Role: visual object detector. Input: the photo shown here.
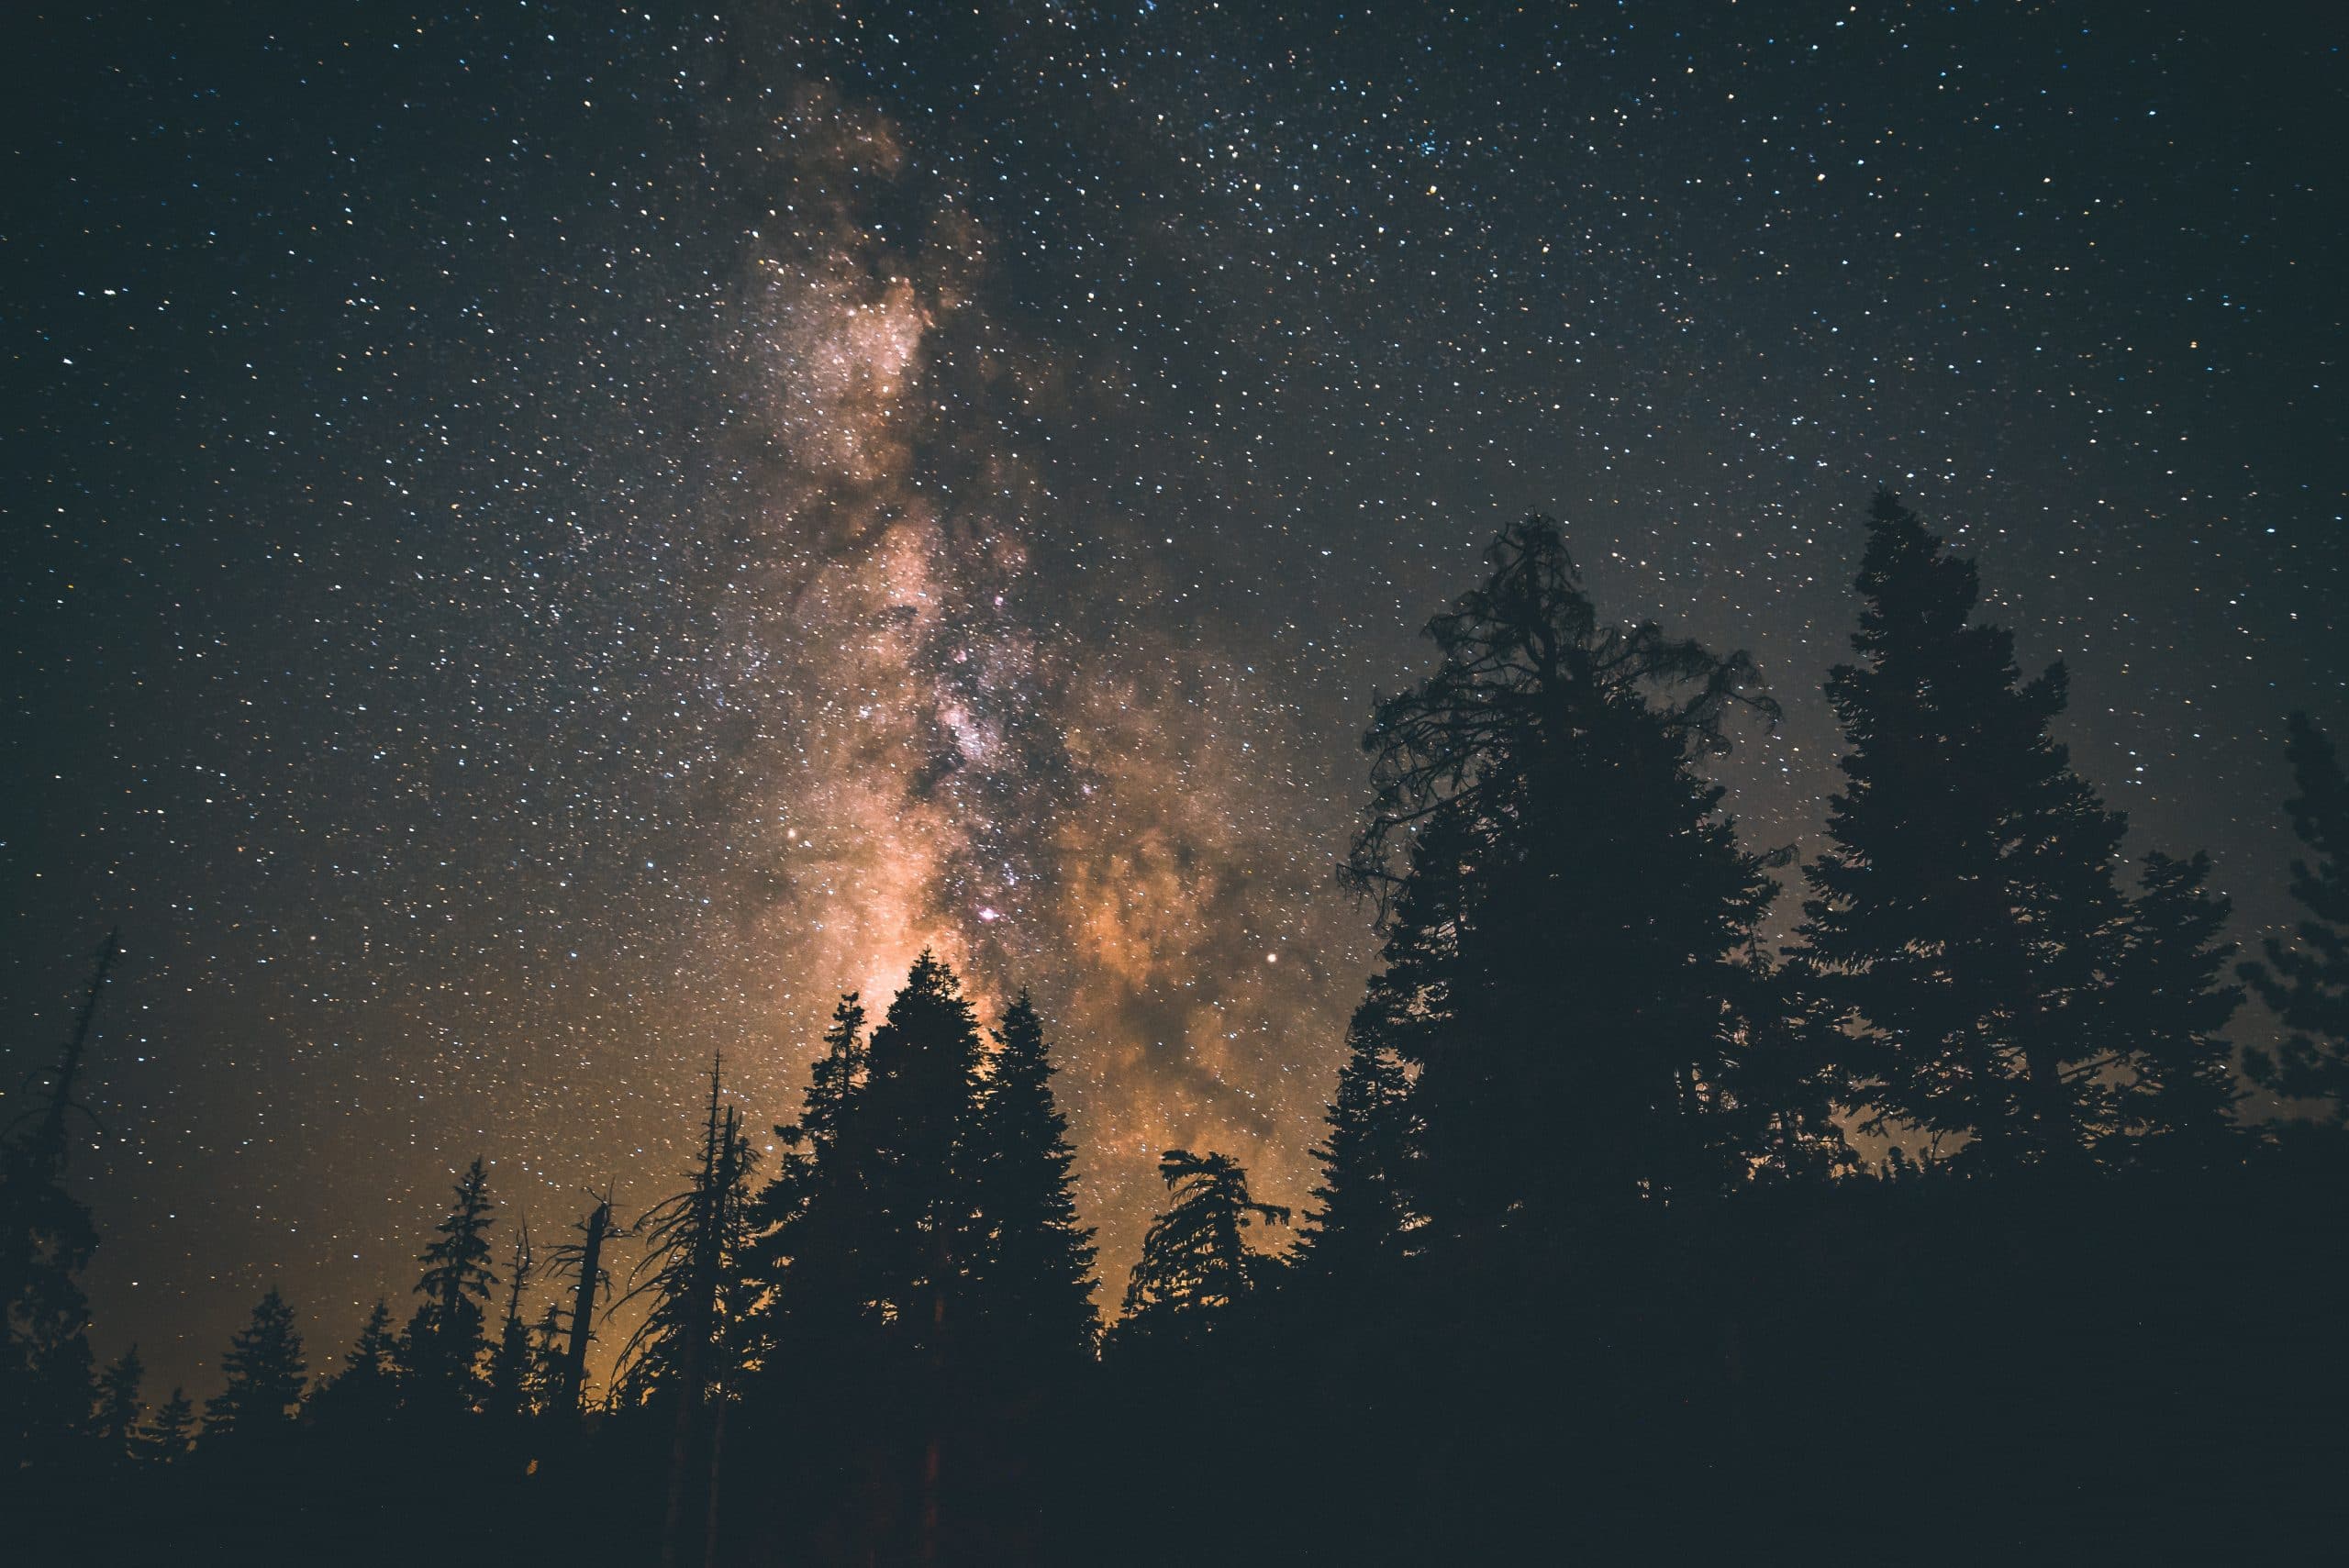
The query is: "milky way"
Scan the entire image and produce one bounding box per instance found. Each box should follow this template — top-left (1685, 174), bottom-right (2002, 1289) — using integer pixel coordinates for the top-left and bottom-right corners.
top-left (5, 4), bottom-right (2340, 1401)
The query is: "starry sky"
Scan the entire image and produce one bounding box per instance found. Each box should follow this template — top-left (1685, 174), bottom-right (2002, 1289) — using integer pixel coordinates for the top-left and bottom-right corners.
top-left (6, 2), bottom-right (2342, 1403)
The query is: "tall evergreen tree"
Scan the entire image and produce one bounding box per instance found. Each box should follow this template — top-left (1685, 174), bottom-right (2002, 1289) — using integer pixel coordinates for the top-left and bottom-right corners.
top-left (1296, 1011), bottom-right (1417, 1276)
top-left (745, 994), bottom-right (874, 1354)
top-left (90, 1343), bottom-right (144, 1455)
top-left (1344, 516), bottom-right (1779, 1229)
top-left (204, 1288), bottom-right (306, 1439)
top-left (139, 1386), bottom-right (195, 1462)
top-left (968, 991), bottom-right (1098, 1356)
top-left (313, 1297), bottom-right (401, 1429)
top-left (842, 954), bottom-right (990, 1351)
top-left (404, 1156), bottom-right (497, 1405)
top-left (2111, 851), bottom-right (2248, 1165)
top-left (2242, 712), bottom-right (2349, 1120)
top-left (1796, 490), bottom-right (2132, 1171)
top-left (1119, 1150), bottom-right (1289, 1337)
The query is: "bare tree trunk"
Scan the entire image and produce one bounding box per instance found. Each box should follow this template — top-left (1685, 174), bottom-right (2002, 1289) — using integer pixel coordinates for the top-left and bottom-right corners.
top-left (560, 1195), bottom-right (610, 1417)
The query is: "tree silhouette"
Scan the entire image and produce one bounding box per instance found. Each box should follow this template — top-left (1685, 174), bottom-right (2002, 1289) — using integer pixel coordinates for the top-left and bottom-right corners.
top-left (313, 1297), bottom-right (402, 1429)
top-left (1119, 1150), bottom-right (1289, 1335)
top-left (404, 1156), bottom-right (497, 1406)
top-left (615, 1064), bottom-right (759, 1410)
top-left (89, 1343), bottom-right (143, 1455)
top-left (544, 1190), bottom-right (618, 1418)
top-left (487, 1218), bottom-right (536, 1420)
top-left (1796, 490), bottom-right (2132, 1171)
top-left (139, 1386), bottom-right (195, 1462)
top-left (745, 994), bottom-right (874, 1355)
top-left (1345, 515), bottom-right (1779, 1229)
top-left (1295, 1010), bottom-right (1417, 1277)
top-left (2242, 712), bottom-right (2349, 1121)
top-left (969, 990), bottom-right (1098, 1356)
top-left (204, 1287), bottom-right (306, 1439)
top-left (2111, 851), bottom-right (2249, 1165)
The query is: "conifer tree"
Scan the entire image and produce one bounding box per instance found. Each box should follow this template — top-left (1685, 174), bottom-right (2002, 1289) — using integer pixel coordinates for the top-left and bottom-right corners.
top-left (1296, 1012), bottom-right (1417, 1276)
top-left (314, 1297), bottom-right (401, 1428)
top-left (2242, 713), bottom-right (2349, 1120)
top-left (1796, 491), bottom-right (2132, 1171)
top-left (1119, 1150), bottom-right (1289, 1336)
top-left (1344, 516), bottom-right (1779, 1229)
top-left (746, 995), bottom-right (873, 1351)
top-left (968, 991), bottom-right (1098, 1355)
top-left (2111, 852), bottom-right (2248, 1165)
top-left (852, 954), bottom-right (990, 1351)
top-left (205, 1288), bottom-right (306, 1439)
top-left (404, 1156), bottom-right (497, 1404)
top-left (139, 1386), bottom-right (195, 1462)
top-left (90, 1343), bottom-right (144, 1455)
top-left (615, 1067), bottom-right (759, 1409)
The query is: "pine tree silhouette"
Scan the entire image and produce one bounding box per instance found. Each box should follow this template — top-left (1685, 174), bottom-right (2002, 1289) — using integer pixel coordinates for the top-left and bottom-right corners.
top-left (404, 1156), bottom-right (497, 1407)
top-left (90, 1343), bottom-right (144, 1455)
top-left (1345, 516), bottom-right (1779, 1228)
top-left (314, 1297), bottom-right (402, 1429)
top-left (1119, 1150), bottom-right (1289, 1337)
top-left (746, 994), bottom-right (874, 1354)
top-left (1797, 490), bottom-right (2132, 1171)
top-left (139, 1386), bottom-right (195, 1462)
top-left (615, 1064), bottom-right (758, 1409)
top-left (2242, 713), bottom-right (2349, 1120)
top-left (204, 1287), bottom-right (306, 1439)
top-left (2111, 851), bottom-right (2249, 1165)
top-left (1296, 1010), bottom-right (1417, 1276)
top-left (968, 990), bottom-right (1098, 1356)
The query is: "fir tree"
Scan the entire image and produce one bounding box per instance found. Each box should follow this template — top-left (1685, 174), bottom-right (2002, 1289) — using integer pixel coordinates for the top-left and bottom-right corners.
top-left (1296, 1011), bottom-right (1417, 1276)
top-left (745, 994), bottom-right (873, 1355)
top-left (1344, 516), bottom-right (1779, 1229)
top-left (90, 1343), bottom-right (144, 1455)
top-left (1796, 490), bottom-right (2132, 1171)
top-left (850, 954), bottom-right (990, 1351)
top-left (404, 1156), bottom-right (497, 1404)
top-left (1119, 1150), bottom-right (1289, 1335)
top-left (139, 1386), bottom-right (195, 1462)
top-left (314, 1297), bottom-right (402, 1428)
top-left (2242, 712), bottom-right (2349, 1120)
top-left (2112, 851), bottom-right (2249, 1166)
top-left (204, 1287), bottom-right (306, 1439)
top-left (969, 990), bottom-right (1098, 1355)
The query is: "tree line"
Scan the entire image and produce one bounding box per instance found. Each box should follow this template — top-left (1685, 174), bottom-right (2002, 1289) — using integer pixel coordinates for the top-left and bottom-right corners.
top-left (5, 490), bottom-right (2345, 1562)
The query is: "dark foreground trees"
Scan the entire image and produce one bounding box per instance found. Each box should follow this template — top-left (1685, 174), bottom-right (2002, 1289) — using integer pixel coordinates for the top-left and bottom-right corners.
top-left (7, 493), bottom-right (2345, 1564)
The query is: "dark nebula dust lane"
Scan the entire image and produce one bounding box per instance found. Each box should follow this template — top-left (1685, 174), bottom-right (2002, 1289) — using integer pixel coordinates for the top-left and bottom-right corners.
top-left (4, 4), bottom-right (2341, 1401)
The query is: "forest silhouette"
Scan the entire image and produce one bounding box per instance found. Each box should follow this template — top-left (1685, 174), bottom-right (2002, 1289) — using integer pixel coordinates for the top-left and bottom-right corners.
top-left (5, 492), bottom-right (2345, 1562)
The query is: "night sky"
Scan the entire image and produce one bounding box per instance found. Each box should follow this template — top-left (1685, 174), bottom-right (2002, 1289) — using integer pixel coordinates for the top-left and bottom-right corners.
top-left (6, 3), bottom-right (2341, 1403)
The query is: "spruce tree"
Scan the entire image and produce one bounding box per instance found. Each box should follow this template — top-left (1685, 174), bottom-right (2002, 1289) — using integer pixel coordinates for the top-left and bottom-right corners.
top-left (1796, 490), bottom-right (2132, 1171)
top-left (140, 1386), bottom-right (195, 1462)
top-left (969, 991), bottom-right (1098, 1356)
top-left (1119, 1150), bottom-right (1289, 1337)
top-left (2242, 712), bottom-right (2349, 1119)
top-left (746, 994), bottom-right (873, 1352)
top-left (615, 1067), bottom-right (759, 1409)
top-left (852, 954), bottom-right (990, 1351)
top-left (90, 1344), bottom-right (144, 1454)
top-left (205, 1288), bottom-right (306, 1439)
top-left (1344, 516), bottom-right (1779, 1229)
top-left (404, 1156), bottom-right (497, 1404)
top-left (1296, 1011), bottom-right (1417, 1276)
top-left (314, 1297), bottom-right (401, 1428)
top-left (2111, 852), bottom-right (2248, 1166)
